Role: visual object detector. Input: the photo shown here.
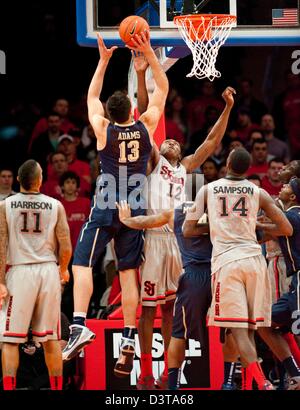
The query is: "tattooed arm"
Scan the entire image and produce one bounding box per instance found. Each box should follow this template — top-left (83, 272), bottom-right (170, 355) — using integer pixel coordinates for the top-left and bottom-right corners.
top-left (55, 202), bottom-right (72, 283)
top-left (0, 202), bottom-right (8, 308)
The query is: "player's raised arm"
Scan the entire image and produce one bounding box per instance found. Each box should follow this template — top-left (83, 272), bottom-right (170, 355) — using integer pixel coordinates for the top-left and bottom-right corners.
top-left (133, 52), bottom-right (149, 115)
top-left (117, 200), bottom-right (172, 229)
top-left (0, 202), bottom-right (8, 308)
top-left (87, 35), bottom-right (117, 143)
top-left (181, 87), bottom-right (236, 173)
top-left (258, 189), bottom-right (293, 237)
top-left (55, 202), bottom-right (72, 283)
top-left (129, 31), bottom-right (169, 139)
top-left (182, 185), bottom-right (207, 237)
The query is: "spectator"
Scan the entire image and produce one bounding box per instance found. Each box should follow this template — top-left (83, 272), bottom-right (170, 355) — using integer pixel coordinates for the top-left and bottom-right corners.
top-left (247, 138), bottom-right (269, 179)
top-left (48, 135), bottom-right (91, 197)
top-left (41, 152), bottom-right (68, 199)
top-left (247, 174), bottom-right (261, 187)
top-left (59, 171), bottom-right (91, 251)
top-left (0, 169), bottom-right (16, 200)
top-left (246, 129), bottom-right (264, 151)
top-left (187, 80), bottom-right (224, 135)
top-left (261, 158), bottom-right (284, 198)
top-left (237, 78), bottom-right (268, 124)
top-left (218, 162), bottom-right (227, 179)
top-left (29, 112), bottom-right (63, 177)
top-left (261, 114), bottom-right (290, 163)
top-left (273, 72), bottom-right (300, 157)
top-left (235, 108), bottom-right (259, 143)
top-left (202, 158), bottom-right (219, 183)
top-left (29, 98), bottom-right (75, 151)
top-left (228, 137), bottom-right (244, 153)
top-left (165, 94), bottom-right (187, 146)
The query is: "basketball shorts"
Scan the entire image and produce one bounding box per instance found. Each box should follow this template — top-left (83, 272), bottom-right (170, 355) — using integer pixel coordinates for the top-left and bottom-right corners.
top-left (73, 196), bottom-right (145, 271)
top-left (208, 254), bottom-right (272, 330)
top-left (172, 264), bottom-right (211, 342)
top-left (140, 231), bottom-right (182, 307)
top-left (267, 255), bottom-right (292, 303)
top-left (272, 271), bottom-right (300, 331)
top-left (0, 262), bottom-right (61, 343)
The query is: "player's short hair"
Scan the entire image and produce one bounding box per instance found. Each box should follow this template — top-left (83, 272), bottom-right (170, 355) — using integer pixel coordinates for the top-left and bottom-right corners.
top-left (59, 171), bottom-right (80, 188)
top-left (291, 160), bottom-right (300, 178)
top-left (106, 91), bottom-right (131, 123)
top-left (229, 148), bottom-right (251, 175)
top-left (18, 160), bottom-right (40, 190)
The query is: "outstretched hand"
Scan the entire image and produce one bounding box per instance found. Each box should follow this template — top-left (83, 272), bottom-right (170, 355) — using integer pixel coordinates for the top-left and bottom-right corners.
top-left (127, 30), bottom-right (151, 54)
top-left (97, 34), bottom-right (118, 62)
top-left (116, 200), bottom-right (131, 222)
top-left (222, 86), bottom-right (236, 108)
top-left (132, 51), bottom-right (149, 73)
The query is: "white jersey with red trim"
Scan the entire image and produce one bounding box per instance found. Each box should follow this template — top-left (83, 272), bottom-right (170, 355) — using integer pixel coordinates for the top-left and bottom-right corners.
top-left (207, 177), bottom-right (262, 273)
top-left (5, 193), bottom-right (58, 265)
top-left (147, 155), bottom-right (186, 232)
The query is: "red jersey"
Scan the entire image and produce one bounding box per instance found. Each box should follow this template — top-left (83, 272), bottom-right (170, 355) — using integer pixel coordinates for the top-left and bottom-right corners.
top-left (247, 163), bottom-right (269, 180)
top-left (60, 197), bottom-right (91, 250)
top-left (261, 176), bottom-right (282, 198)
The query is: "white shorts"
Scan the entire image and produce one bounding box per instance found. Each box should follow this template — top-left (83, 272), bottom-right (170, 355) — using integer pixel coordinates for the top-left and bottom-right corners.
top-left (267, 255), bottom-right (292, 303)
top-left (0, 262), bottom-right (61, 343)
top-left (208, 255), bottom-right (272, 330)
top-left (140, 231), bottom-right (182, 307)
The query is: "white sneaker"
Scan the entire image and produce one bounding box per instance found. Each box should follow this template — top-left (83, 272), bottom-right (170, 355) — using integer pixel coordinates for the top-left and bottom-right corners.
top-left (62, 325), bottom-right (95, 361)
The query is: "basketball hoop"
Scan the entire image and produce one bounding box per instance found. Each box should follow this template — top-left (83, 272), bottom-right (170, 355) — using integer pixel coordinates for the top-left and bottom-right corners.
top-left (174, 14), bottom-right (236, 81)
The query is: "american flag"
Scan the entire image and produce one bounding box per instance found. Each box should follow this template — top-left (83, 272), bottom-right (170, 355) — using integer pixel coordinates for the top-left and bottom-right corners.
top-left (272, 8), bottom-right (299, 26)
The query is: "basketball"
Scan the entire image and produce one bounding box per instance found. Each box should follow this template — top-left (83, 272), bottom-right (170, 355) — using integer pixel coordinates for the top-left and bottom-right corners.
top-left (119, 15), bottom-right (150, 47)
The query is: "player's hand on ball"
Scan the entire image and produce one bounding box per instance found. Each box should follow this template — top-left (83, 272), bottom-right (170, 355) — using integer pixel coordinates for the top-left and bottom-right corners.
top-left (97, 34), bottom-right (118, 62)
top-left (127, 30), bottom-right (151, 54)
top-left (116, 200), bottom-right (131, 222)
top-left (132, 51), bottom-right (149, 73)
top-left (222, 86), bottom-right (236, 108)
top-left (0, 283), bottom-right (8, 309)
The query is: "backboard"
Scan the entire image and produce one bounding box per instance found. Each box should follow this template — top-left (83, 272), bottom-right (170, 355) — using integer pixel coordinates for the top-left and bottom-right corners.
top-left (77, 0), bottom-right (300, 47)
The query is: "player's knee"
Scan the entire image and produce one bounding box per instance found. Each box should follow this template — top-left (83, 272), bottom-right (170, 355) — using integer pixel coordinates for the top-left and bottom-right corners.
top-left (140, 306), bottom-right (156, 321)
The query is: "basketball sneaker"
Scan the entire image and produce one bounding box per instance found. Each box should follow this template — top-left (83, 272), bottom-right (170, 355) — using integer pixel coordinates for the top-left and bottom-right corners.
top-left (287, 376), bottom-right (300, 390)
top-left (221, 382), bottom-right (238, 390)
top-left (114, 337), bottom-right (135, 378)
top-left (154, 374), bottom-right (169, 390)
top-left (136, 375), bottom-right (155, 390)
top-left (261, 380), bottom-right (275, 390)
top-left (62, 325), bottom-right (96, 361)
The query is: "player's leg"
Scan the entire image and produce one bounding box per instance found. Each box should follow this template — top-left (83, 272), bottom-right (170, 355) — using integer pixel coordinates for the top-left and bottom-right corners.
top-left (222, 330), bottom-right (239, 390)
top-left (63, 205), bottom-right (112, 361)
top-left (42, 340), bottom-right (63, 390)
top-left (1, 343), bottom-right (19, 390)
top-left (156, 234), bottom-right (182, 388)
top-left (168, 336), bottom-right (186, 390)
top-left (113, 225), bottom-right (145, 378)
top-left (137, 305), bottom-right (156, 389)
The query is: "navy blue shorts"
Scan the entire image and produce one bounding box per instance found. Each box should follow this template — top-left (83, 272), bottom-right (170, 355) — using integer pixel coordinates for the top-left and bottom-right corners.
top-left (73, 197), bottom-right (145, 271)
top-left (272, 271), bottom-right (300, 331)
top-left (172, 264), bottom-right (211, 342)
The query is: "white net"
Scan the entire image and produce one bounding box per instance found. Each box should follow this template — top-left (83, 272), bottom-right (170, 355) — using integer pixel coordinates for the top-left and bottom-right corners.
top-left (174, 14), bottom-right (236, 81)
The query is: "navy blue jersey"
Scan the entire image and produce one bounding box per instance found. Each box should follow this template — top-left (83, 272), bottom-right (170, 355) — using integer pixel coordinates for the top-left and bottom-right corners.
top-left (174, 202), bottom-right (212, 270)
top-left (278, 206), bottom-right (300, 277)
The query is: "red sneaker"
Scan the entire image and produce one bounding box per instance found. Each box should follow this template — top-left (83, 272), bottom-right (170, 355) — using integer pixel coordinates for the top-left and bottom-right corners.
top-left (136, 375), bottom-right (155, 390)
top-left (155, 374), bottom-right (169, 390)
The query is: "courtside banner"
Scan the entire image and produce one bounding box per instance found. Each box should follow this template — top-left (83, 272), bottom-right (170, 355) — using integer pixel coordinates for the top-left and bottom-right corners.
top-left (105, 327), bottom-right (210, 389)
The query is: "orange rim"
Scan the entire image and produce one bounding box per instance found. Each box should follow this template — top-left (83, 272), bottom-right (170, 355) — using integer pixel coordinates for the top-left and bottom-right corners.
top-left (174, 14), bottom-right (236, 41)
